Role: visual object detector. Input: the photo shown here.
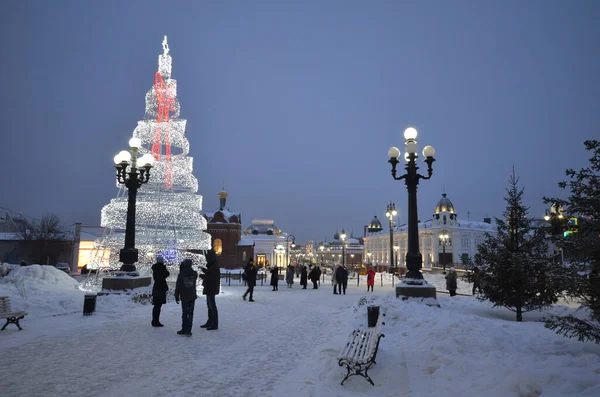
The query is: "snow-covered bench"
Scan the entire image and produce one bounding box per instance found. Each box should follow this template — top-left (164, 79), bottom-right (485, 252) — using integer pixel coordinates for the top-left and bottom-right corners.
top-left (338, 314), bottom-right (385, 386)
top-left (0, 296), bottom-right (27, 331)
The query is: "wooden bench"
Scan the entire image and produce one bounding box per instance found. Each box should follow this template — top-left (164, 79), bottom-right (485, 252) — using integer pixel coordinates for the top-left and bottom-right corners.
top-left (0, 296), bottom-right (27, 331)
top-left (338, 315), bottom-right (385, 386)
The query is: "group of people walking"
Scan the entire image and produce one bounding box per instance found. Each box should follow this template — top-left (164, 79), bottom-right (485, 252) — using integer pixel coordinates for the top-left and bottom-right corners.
top-left (150, 249), bottom-right (220, 336)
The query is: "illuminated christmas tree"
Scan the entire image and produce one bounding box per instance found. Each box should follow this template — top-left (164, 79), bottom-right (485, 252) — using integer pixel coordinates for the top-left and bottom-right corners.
top-left (88, 36), bottom-right (211, 275)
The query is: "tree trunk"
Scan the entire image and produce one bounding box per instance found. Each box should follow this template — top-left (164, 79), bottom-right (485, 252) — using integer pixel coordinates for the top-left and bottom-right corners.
top-left (516, 305), bottom-right (522, 322)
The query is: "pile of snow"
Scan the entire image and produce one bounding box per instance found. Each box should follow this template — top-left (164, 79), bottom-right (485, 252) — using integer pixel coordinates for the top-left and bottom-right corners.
top-left (0, 264), bottom-right (85, 317)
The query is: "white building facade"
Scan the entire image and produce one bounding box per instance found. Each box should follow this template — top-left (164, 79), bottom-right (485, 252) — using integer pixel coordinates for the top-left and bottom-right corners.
top-left (238, 219), bottom-right (292, 269)
top-left (363, 194), bottom-right (496, 271)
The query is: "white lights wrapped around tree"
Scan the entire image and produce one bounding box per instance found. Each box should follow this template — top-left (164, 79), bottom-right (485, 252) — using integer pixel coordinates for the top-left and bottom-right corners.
top-left (88, 36), bottom-right (211, 275)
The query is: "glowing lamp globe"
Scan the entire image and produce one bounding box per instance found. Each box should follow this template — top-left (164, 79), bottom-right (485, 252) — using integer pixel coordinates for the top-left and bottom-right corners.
top-left (422, 145), bottom-right (435, 158)
top-left (388, 146), bottom-right (401, 160)
top-left (129, 137), bottom-right (142, 149)
top-left (405, 142), bottom-right (418, 154)
top-left (404, 127), bottom-right (418, 141)
top-left (118, 150), bottom-right (131, 163)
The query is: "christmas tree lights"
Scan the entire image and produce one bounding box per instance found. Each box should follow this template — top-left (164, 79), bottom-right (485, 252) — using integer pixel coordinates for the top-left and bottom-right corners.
top-left (88, 36), bottom-right (211, 276)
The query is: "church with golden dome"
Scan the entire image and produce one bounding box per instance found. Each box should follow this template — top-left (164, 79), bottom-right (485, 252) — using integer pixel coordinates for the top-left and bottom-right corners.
top-left (202, 188), bottom-right (242, 268)
top-left (363, 194), bottom-right (496, 272)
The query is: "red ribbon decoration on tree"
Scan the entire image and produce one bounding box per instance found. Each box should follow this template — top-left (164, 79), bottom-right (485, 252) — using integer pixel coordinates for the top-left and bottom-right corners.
top-left (151, 72), bottom-right (173, 189)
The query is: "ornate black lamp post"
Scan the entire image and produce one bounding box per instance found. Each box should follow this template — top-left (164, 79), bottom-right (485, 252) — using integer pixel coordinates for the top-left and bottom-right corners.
top-left (385, 202), bottom-right (397, 274)
top-left (438, 230), bottom-right (451, 274)
top-left (319, 244), bottom-right (325, 266)
top-left (544, 203), bottom-right (565, 264)
top-left (113, 137), bottom-right (154, 272)
top-left (340, 229), bottom-right (347, 266)
top-left (388, 127), bottom-right (436, 282)
top-left (285, 234), bottom-right (296, 268)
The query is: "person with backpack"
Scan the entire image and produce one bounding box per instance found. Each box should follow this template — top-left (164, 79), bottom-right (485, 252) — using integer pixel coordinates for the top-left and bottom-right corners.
top-left (174, 259), bottom-right (198, 336)
top-left (242, 259), bottom-right (257, 302)
top-left (151, 255), bottom-right (170, 327)
top-left (285, 264), bottom-right (294, 288)
top-left (199, 250), bottom-right (220, 330)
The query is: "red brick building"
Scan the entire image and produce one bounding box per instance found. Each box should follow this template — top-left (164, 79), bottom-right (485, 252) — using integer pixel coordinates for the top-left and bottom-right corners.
top-left (202, 189), bottom-right (242, 269)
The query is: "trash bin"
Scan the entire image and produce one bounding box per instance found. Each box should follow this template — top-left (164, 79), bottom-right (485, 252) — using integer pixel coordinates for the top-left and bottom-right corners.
top-left (367, 305), bottom-right (380, 328)
top-left (83, 294), bottom-right (97, 316)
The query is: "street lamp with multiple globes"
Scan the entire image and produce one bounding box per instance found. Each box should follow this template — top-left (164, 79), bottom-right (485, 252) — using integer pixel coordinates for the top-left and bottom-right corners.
top-left (319, 244), bottom-right (325, 266)
top-left (285, 234), bottom-right (296, 269)
top-left (544, 203), bottom-right (565, 264)
top-left (438, 230), bottom-right (451, 274)
top-left (385, 202), bottom-right (397, 273)
top-left (340, 229), bottom-right (347, 266)
top-left (113, 137), bottom-right (155, 272)
top-left (388, 127), bottom-right (436, 289)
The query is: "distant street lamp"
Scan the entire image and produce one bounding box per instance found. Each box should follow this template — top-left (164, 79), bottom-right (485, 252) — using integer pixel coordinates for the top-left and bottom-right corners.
top-left (544, 203), bottom-right (565, 264)
top-left (285, 235), bottom-right (296, 269)
top-left (438, 230), bottom-right (451, 274)
top-left (113, 137), bottom-right (154, 272)
top-left (319, 244), bottom-right (325, 266)
top-left (340, 229), bottom-right (347, 266)
top-left (388, 127), bottom-right (436, 281)
top-left (385, 202), bottom-right (398, 274)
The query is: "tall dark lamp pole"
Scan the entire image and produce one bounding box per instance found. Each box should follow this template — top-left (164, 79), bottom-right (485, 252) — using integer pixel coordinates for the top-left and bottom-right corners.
top-left (385, 202), bottom-right (397, 274)
top-left (388, 127), bottom-right (436, 285)
top-left (438, 230), bottom-right (450, 274)
top-left (285, 235), bottom-right (296, 268)
top-left (544, 203), bottom-right (565, 264)
top-left (114, 137), bottom-right (154, 273)
top-left (340, 229), bottom-right (347, 266)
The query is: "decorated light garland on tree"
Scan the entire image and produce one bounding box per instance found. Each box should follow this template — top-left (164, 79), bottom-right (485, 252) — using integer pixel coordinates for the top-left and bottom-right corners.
top-left (88, 36), bottom-right (211, 276)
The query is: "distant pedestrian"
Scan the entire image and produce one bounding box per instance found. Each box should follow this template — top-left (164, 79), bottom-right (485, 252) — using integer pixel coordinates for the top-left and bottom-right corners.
top-left (333, 265), bottom-right (340, 294)
top-left (270, 266), bottom-right (279, 291)
top-left (151, 255), bottom-right (170, 327)
top-left (199, 250), bottom-right (220, 330)
top-left (472, 267), bottom-right (482, 295)
top-left (308, 265), bottom-right (321, 289)
top-left (366, 266), bottom-right (376, 292)
top-left (446, 267), bottom-right (458, 297)
top-left (242, 260), bottom-right (257, 301)
top-left (336, 265), bottom-right (349, 295)
top-left (174, 259), bottom-right (198, 336)
top-left (300, 265), bottom-right (308, 289)
top-left (285, 264), bottom-right (294, 288)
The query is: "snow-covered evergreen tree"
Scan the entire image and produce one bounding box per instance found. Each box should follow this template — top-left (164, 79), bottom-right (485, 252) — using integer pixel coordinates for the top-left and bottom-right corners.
top-left (544, 140), bottom-right (600, 344)
top-left (475, 169), bottom-right (564, 321)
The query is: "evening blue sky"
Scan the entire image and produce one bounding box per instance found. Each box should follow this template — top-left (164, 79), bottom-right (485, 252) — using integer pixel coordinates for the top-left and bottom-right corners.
top-left (1, 0), bottom-right (598, 243)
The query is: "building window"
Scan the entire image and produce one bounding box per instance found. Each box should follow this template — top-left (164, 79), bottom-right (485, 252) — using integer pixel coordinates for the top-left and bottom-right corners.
top-left (461, 253), bottom-right (470, 263)
top-left (242, 251), bottom-right (247, 262)
top-left (462, 235), bottom-right (470, 248)
top-left (214, 238), bottom-right (223, 255)
top-left (443, 215), bottom-right (447, 225)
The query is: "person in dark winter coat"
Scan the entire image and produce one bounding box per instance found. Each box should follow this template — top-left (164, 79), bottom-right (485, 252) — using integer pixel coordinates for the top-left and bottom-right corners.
top-left (151, 256), bottom-right (170, 327)
top-left (174, 259), bottom-right (198, 335)
top-left (285, 264), bottom-right (294, 288)
top-left (335, 265), bottom-right (349, 295)
top-left (270, 266), bottom-right (279, 291)
top-left (472, 267), bottom-right (482, 295)
top-left (446, 267), bottom-right (458, 296)
top-left (243, 260), bottom-right (257, 301)
top-left (300, 265), bottom-right (308, 289)
top-left (199, 250), bottom-right (220, 330)
top-left (308, 265), bottom-right (321, 289)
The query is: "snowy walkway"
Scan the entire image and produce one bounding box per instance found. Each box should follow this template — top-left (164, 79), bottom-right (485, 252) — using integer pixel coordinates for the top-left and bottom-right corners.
top-left (1, 282), bottom-right (386, 397)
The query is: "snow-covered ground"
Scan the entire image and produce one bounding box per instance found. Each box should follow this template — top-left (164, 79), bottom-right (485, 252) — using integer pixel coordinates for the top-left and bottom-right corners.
top-left (1, 266), bottom-right (599, 397)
